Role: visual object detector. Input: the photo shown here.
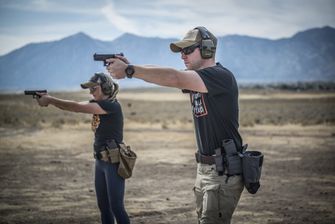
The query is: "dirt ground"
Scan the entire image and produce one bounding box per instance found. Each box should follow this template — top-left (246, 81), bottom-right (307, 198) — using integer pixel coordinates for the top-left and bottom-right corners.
top-left (0, 90), bottom-right (335, 224)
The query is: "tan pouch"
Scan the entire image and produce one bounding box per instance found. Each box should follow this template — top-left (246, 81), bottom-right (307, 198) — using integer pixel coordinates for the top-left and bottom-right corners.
top-left (100, 150), bottom-right (110, 162)
top-left (118, 143), bottom-right (137, 179)
top-left (107, 148), bottom-right (120, 163)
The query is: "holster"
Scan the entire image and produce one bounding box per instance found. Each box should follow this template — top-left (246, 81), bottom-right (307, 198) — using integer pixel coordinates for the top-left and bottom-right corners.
top-left (222, 139), bottom-right (243, 175)
top-left (106, 139), bottom-right (120, 163)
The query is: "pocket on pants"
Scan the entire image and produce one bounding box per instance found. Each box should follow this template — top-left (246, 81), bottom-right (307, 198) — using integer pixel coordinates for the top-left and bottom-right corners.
top-left (193, 186), bottom-right (203, 218)
top-left (202, 184), bottom-right (221, 219)
top-left (218, 177), bottom-right (244, 221)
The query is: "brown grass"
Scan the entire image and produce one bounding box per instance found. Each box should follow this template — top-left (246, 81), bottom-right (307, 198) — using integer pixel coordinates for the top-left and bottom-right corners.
top-left (1, 88), bottom-right (334, 128)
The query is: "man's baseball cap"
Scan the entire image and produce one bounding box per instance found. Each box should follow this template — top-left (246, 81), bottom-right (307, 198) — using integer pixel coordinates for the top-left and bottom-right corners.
top-left (170, 27), bottom-right (217, 53)
top-left (80, 72), bottom-right (107, 89)
top-left (170, 29), bottom-right (202, 53)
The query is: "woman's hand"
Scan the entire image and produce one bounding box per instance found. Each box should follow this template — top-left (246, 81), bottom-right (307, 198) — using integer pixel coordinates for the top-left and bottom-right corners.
top-left (36, 92), bottom-right (51, 107)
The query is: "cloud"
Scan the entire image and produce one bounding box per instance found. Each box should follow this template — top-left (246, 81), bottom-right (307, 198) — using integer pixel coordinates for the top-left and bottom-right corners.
top-left (0, 0), bottom-right (105, 15)
top-left (101, 0), bottom-right (335, 39)
top-left (101, 1), bottom-right (210, 37)
top-left (101, 3), bottom-right (139, 34)
top-left (1, 0), bottom-right (334, 55)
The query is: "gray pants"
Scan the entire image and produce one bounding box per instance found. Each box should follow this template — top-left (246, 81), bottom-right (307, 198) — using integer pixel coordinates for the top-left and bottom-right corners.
top-left (193, 163), bottom-right (244, 224)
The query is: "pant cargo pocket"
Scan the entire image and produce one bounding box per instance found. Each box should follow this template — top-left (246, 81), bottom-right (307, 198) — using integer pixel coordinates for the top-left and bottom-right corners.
top-left (193, 186), bottom-right (203, 221)
top-left (202, 184), bottom-right (221, 222)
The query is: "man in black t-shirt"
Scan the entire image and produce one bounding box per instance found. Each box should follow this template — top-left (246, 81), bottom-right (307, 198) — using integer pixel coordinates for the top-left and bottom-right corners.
top-left (107, 26), bottom-right (244, 224)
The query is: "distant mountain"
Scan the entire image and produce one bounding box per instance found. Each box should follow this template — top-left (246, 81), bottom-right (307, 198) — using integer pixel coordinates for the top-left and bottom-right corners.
top-left (0, 26), bottom-right (334, 91)
top-left (218, 26), bottom-right (335, 83)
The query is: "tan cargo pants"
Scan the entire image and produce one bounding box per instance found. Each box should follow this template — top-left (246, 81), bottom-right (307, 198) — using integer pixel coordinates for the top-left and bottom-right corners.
top-left (193, 163), bottom-right (244, 224)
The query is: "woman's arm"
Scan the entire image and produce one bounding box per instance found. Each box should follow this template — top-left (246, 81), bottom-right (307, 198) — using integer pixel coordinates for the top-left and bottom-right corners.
top-left (36, 93), bottom-right (107, 114)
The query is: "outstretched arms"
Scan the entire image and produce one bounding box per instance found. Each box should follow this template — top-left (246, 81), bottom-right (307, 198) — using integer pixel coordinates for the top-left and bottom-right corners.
top-left (36, 92), bottom-right (107, 115)
top-left (106, 56), bottom-right (208, 93)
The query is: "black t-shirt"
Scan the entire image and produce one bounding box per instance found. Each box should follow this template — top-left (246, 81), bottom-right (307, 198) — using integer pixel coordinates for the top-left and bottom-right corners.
top-left (90, 99), bottom-right (123, 151)
top-left (188, 63), bottom-right (242, 155)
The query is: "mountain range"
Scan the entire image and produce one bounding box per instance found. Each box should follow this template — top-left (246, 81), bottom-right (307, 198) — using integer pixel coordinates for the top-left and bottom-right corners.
top-left (0, 26), bottom-right (334, 91)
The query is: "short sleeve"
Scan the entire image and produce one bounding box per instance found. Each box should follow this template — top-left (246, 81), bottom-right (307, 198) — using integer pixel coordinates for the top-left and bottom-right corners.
top-left (96, 100), bottom-right (117, 114)
top-left (196, 64), bottom-right (235, 96)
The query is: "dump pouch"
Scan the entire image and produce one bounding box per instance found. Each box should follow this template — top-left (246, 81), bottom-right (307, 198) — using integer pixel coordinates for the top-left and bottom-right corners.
top-left (222, 139), bottom-right (243, 175)
top-left (241, 150), bottom-right (264, 194)
top-left (118, 143), bottom-right (137, 179)
top-left (214, 148), bottom-right (225, 176)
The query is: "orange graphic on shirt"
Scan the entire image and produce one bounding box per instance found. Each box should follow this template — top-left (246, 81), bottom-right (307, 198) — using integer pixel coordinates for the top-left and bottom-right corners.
top-left (91, 114), bottom-right (100, 132)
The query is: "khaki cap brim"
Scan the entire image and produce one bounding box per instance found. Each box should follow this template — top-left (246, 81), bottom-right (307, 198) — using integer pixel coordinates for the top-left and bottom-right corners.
top-left (170, 29), bottom-right (201, 53)
top-left (80, 81), bottom-right (99, 89)
top-left (170, 40), bottom-right (198, 52)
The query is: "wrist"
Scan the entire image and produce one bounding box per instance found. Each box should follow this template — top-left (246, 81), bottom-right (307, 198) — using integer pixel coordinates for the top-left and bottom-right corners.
top-left (47, 96), bottom-right (55, 105)
top-left (125, 64), bottom-right (135, 78)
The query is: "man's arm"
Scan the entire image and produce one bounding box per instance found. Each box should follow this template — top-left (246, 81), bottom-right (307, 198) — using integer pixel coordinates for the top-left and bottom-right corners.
top-left (135, 66), bottom-right (208, 93)
top-left (107, 58), bottom-right (208, 93)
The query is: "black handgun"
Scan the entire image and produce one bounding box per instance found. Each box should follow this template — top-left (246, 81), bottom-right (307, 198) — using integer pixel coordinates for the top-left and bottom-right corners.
top-left (24, 90), bottom-right (47, 98)
top-left (93, 53), bottom-right (124, 66)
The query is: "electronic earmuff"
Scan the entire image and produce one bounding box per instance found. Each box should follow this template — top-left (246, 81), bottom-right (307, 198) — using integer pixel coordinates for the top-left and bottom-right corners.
top-left (94, 72), bottom-right (114, 96)
top-left (194, 26), bottom-right (216, 59)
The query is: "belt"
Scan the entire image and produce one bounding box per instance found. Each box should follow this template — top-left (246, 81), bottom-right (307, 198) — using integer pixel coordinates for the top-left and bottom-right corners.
top-left (195, 152), bottom-right (242, 178)
top-left (94, 147), bottom-right (120, 163)
top-left (195, 152), bottom-right (216, 165)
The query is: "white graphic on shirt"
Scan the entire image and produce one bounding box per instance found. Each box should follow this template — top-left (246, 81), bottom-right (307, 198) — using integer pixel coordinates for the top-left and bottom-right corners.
top-left (191, 93), bottom-right (208, 117)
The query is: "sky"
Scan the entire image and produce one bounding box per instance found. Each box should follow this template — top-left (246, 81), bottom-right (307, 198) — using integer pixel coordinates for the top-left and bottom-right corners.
top-left (0, 0), bottom-right (334, 55)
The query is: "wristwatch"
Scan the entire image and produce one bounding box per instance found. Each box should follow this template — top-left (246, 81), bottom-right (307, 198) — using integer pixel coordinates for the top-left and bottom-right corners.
top-left (125, 64), bottom-right (135, 78)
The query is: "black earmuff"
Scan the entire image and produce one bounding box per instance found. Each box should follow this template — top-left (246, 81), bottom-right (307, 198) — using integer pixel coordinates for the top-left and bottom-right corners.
top-left (194, 26), bottom-right (216, 59)
top-left (95, 73), bottom-right (113, 95)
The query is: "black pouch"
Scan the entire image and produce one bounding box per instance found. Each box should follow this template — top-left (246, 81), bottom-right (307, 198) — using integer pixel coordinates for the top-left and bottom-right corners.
top-left (214, 148), bottom-right (225, 176)
top-left (222, 139), bottom-right (243, 175)
top-left (241, 150), bottom-right (264, 194)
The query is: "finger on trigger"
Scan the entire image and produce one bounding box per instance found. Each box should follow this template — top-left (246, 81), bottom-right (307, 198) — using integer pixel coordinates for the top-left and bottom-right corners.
top-left (106, 58), bottom-right (116, 63)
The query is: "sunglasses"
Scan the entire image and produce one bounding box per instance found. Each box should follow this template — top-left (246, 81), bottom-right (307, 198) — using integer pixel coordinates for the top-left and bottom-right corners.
top-left (89, 85), bottom-right (99, 93)
top-left (181, 44), bottom-right (200, 55)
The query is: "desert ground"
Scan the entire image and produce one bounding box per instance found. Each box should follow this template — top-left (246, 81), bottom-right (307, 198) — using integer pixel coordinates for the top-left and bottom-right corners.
top-left (0, 88), bottom-right (334, 224)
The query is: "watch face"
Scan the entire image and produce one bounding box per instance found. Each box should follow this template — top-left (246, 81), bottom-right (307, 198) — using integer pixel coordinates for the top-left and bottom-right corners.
top-left (126, 65), bottom-right (134, 78)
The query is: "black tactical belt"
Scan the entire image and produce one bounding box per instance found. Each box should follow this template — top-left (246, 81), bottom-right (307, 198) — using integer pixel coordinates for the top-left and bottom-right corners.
top-left (195, 152), bottom-right (216, 165)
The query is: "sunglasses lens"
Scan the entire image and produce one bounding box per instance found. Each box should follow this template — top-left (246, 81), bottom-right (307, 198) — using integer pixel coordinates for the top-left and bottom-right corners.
top-left (183, 48), bottom-right (192, 55)
top-left (89, 86), bottom-right (98, 93)
top-left (182, 44), bottom-right (198, 55)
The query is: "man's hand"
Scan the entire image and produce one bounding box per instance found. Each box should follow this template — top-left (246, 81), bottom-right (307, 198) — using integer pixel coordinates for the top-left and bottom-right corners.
top-left (106, 55), bottom-right (129, 79)
top-left (36, 92), bottom-right (51, 107)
